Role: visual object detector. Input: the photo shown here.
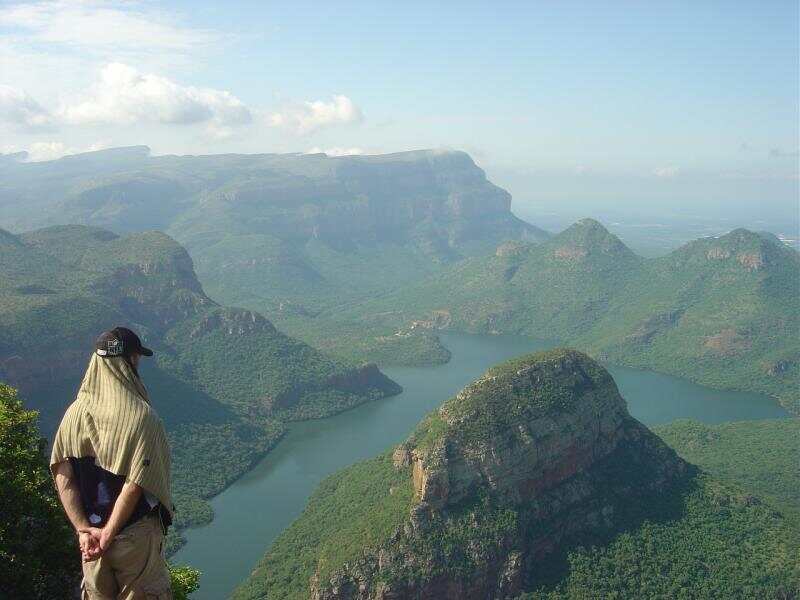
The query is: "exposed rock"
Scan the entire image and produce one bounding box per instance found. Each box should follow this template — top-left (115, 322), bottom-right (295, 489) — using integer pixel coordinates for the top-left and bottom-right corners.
top-left (706, 247), bottom-right (731, 260)
top-left (409, 310), bottom-right (452, 331)
top-left (737, 252), bottom-right (765, 271)
top-left (496, 241), bottom-right (529, 258)
top-left (763, 358), bottom-right (796, 376)
top-left (310, 349), bottom-right (687, 600)
top-left (553, 246), bottom-right (588, 260)
top-left (704, 329), bottom-right (752, 356)
top-left (189, 307), bottom-right (277, 339)
top-left (625, 309), bottom-right (684, 344)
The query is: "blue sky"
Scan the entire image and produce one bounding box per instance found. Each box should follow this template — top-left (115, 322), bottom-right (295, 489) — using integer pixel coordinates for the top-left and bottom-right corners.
top-left (0, 1), bottom-right (797, 222)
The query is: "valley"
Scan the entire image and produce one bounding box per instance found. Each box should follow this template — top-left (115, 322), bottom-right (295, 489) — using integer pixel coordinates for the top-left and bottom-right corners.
top-left (173, 332), bottom-right (789, 600)
top-left (0, 224), bottom-right (400, 553)
top-left (0, 147), bottom-right (796, 599)
top-left (230, 338), bottom-right (794, 600)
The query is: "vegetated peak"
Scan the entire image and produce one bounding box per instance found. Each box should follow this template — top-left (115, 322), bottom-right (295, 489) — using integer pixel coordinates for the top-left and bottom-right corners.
top-left (409, 348), bottom-right (622, 456)
top-left (755, 230), bottom-right (787, 247)
top-left (21, 224), bottom-right (119, 246)
top-left (550, 217), bottom-right (634, 258)
top-left (673, 226), bottom-right (799, 270)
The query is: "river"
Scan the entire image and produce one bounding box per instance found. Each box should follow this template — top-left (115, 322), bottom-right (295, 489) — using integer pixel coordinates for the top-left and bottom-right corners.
top-left (172, 332), bottom-right (789, 599)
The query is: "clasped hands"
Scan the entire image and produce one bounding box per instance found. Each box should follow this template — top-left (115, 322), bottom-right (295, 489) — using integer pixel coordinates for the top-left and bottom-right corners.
top-left (78, 526), bottom-right (116, 562)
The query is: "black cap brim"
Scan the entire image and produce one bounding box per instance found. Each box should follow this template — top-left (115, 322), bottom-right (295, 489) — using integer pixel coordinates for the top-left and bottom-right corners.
top-left (140, 346), bottom-right (154, 357)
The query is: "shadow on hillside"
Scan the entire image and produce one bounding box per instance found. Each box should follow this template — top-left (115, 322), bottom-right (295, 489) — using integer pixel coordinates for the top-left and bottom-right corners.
top-left (522, 439), bottom-right (702, 594)
top-left (142, 362), bottom-right (237, 430)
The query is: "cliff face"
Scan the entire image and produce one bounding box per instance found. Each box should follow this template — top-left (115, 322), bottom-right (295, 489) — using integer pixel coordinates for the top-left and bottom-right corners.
top-left (0, 147), bottom-right (548, 254)
top-left (309, 349), bottom-right (686, 600)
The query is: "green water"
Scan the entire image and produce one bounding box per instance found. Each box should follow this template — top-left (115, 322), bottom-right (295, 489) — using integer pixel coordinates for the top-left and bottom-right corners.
top-left (172, 332), bottom-right (789, 599)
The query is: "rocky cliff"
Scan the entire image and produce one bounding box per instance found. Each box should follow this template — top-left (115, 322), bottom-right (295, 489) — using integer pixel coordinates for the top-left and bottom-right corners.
top-left (237, 349), bottom-right (690, 600)
top-left (307, 349), bottom-right (685, 600)
top-left (0, 147), bottom-right (548, 255)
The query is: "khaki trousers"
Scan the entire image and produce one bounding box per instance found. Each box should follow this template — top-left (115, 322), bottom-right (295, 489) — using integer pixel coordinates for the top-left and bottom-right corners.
top-left (81, 514), bottom-right (173, 600)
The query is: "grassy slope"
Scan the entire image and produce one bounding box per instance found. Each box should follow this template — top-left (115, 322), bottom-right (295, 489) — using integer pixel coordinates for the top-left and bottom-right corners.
top-left (577, 229), bottom-right (800, 413)
top-left (231, 453), bottom-right (414, 600)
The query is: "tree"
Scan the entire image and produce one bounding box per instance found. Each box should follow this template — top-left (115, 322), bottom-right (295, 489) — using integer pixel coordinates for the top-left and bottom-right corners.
top-left (0, 383), bottom-right (79, 598)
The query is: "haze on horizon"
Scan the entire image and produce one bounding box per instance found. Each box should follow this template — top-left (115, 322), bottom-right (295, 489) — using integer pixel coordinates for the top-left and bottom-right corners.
top-left (1, 0), bottom-right (797, 233)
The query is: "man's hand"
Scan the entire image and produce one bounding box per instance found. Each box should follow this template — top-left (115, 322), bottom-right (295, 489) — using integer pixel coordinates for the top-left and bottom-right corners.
top-left (98, 526), bottom-right (118, 555)
top-left (78, 527), bottom-right (103, 562)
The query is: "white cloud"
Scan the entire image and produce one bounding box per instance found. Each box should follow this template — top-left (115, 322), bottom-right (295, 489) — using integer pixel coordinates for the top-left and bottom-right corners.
top-left (306, 146), bottom-right (364, 156)
top-left (653, 166), bottom-right (680, 178)
top-left (0, 85), bottom-right (52, 130)
top-left (0, 1), bottom-right (219, 54)
top-left (269, 95), bottom-right (362, 134)
top-left (60, 63), bottom-right (252, 129)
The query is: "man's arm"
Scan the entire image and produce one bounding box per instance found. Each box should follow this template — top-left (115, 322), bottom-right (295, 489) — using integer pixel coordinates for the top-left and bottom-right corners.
top-left (53, 460), bottom-right (100, 560)
top-left (98, 480), bottom-right (143, 552)
top-left (53, 460), bottom-right (91, 532)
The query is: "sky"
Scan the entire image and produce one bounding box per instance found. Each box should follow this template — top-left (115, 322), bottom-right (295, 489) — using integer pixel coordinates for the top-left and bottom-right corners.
top-left (1, 0), bottom-right (798, 224)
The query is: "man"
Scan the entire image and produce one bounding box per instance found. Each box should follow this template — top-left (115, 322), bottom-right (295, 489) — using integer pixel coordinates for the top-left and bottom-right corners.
top-left (50, 327), bottom-right (175, 600)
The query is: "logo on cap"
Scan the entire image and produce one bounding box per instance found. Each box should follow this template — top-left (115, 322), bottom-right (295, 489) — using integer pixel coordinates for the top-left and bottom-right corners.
top-left (97, 338), bottom-right (124, 357)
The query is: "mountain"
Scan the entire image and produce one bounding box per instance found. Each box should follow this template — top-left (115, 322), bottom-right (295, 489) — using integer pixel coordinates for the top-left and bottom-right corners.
top-left (232, 349), bottom-right (797, 599)
top-left (0, 224), bottom-right (400, 551)
top-left (335, 219), bottom-right (800, 413)
top-left (0, 146), bottom-right (550, 367)
top-left (0, 147), bottom-right (549, 313)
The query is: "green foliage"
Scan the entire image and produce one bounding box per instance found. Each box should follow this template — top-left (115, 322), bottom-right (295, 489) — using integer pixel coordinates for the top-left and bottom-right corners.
top-left (236, 432), bottom-right (799, 600)
top-left (169, 565), bottom-right (201, 600)
top-left (0, 225), bottom-right (400, 557)
top-left (408, 348), bottom-right (615, 450)
top-left (269, 313), bottom-right (452, 368)
top-left (519, 478), bottom-right (799, 600)
top-left (655, 418), bottom-right (800, 520)
top-left (231, 453), bottom-right (414, 600)
top-left (330, 221), bottom-right (800, 411)
top-left (0, 384), bottom-right (79, 599)
top-left (233, 351), bottom-right (798, 599)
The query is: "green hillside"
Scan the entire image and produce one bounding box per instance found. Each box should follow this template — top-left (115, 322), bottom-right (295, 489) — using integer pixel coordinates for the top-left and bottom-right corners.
top-left (655, 418), bottom-right (800, 521)
top-left (0, 147), bottom-right (549, 317)
top-left (0, 225), bottom-right (400, 553)
top-left (331, 219), bottom-right (799, 413)
top-left (232, 349), bottom-right (798, 600)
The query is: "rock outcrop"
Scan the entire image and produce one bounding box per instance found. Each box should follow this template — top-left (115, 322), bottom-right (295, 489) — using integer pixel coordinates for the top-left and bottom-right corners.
top-left (310, 349), bottom-right (687, 600)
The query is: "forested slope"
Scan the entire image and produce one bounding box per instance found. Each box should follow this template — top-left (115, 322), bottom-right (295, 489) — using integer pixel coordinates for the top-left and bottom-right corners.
top-left (0, 225), bottom-right (400, 552)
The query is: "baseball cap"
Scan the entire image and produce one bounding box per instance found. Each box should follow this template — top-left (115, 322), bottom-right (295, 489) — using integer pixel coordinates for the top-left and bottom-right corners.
top-left (95, 327), bottom-right (154, 358)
